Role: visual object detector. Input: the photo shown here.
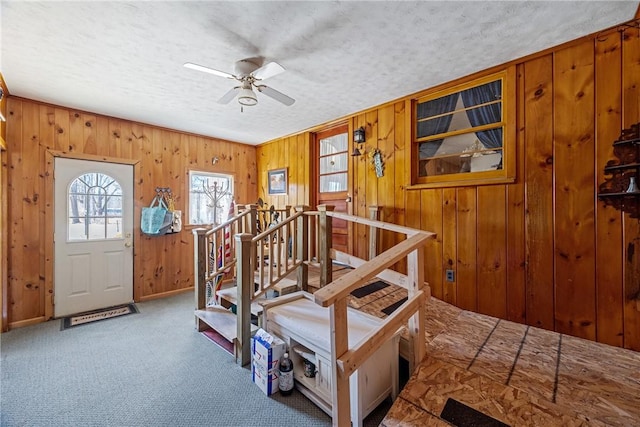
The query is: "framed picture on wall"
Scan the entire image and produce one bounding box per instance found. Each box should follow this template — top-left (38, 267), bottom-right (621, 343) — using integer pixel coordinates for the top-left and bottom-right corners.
top-left (267, 168), bottom-right (288, 195)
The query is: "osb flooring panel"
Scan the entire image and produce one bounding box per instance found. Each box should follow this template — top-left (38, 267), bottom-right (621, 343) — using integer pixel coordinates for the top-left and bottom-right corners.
top-left (378, 296), bottom-right (640, 426)
top-left (381, 357), bottom-right (596, 427)
top-left (302, 264), bottom-right (640, 425)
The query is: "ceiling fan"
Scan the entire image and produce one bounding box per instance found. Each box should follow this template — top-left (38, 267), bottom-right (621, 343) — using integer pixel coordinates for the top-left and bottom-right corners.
top-left (184, 58), bottom-right (295, 109)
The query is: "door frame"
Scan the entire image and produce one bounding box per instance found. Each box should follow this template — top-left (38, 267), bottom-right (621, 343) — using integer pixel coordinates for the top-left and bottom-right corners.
top-left (311, 121), bottom-right (355, 255)
top-left (44, 150), bottom-right (140, 321)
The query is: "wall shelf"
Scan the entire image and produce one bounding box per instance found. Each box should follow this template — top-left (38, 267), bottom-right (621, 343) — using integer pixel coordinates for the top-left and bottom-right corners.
top-left (598, 123), bottom-right (640, 218)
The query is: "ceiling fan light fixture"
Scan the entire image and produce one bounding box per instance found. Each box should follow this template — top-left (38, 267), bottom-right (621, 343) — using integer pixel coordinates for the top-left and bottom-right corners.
top-left (238, 87), bottom-right (258, 106)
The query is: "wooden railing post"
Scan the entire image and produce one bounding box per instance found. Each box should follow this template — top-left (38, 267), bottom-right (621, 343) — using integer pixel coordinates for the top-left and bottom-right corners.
top-left (318, 205), bottom-right (334, 287)
top-left (296, 206), bottom-right (309, 291)
top-left (193, 228), bottom-right (208, 331)
top-left (246, 204), bottom-right (258, 236)
top-left (235, 232), bottom-right (253, 366)
top-left (407, 245), bottom-right (427, 373)
top-left (368, 205), bottom-right (381, 260)
top-left (330, 299), bottom-right (350, 426)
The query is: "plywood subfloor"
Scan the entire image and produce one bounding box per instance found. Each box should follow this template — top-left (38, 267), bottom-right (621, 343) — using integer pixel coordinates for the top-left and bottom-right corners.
top-left (273, 263), bottom-right (640, 425)
top-left (378, 296), bottom-right (640, 426)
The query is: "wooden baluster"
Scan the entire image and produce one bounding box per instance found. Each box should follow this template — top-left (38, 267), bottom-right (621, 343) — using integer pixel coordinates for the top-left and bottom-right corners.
top-left (318, 205), bottom-right (334, 287)
top-left (407, 245), bottom-right (427, 373)
top-left (296, 206), bottom-right (309, 291)
top-left (368, 205), bottom-right (381, 260)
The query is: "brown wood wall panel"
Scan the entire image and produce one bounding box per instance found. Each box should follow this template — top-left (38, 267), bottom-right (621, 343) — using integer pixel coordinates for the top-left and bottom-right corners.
top-left (456, 187), bottom-right (477, 311)
top-left (5, 98), bottom-right (257, 324)
top-left (254, 26), bottom-right (639, 351)
top-left (421, 190), bottom-right (443, 300)
top-left (595, 31), bottom-right (624, 347)
top-left (506, 63), bottom-right (527, 324)
top-left (377, 104), bottom-right (396, 256)
top-left (523, 54), bottom-right (556, 330)
top-left (622, 27), bottom-right (640, 351)
top-left (476, 185), bottom-right (507, 319)
top-left (393, 102), bottom-right (408, 273)
top-left (441, 188), bottom-right (457, 305)
top-left (553, 42), bottom-right (597, 340)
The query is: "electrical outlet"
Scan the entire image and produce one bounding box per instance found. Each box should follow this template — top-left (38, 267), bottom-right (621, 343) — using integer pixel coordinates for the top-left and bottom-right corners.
top-left (446, 269), bottom-right (455, 282)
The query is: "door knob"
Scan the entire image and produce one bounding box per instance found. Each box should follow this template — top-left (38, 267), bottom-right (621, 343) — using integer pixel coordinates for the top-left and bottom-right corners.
top-left (125, 242), bottom-right (132, 248)
top-left (345, 195), bottom-right (352, 203)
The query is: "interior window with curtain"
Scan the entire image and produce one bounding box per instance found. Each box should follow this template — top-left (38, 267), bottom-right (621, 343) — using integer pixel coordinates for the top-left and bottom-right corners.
top-left (411, 68), bottom-right (515, 187)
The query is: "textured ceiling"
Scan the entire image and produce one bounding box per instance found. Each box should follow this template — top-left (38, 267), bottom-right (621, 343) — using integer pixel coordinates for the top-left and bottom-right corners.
top-left (1, 1), bottom-right (637, 145)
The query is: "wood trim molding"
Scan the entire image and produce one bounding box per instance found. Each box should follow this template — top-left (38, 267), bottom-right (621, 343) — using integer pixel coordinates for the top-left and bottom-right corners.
top-left (44, 150), bottom-right (143, 320)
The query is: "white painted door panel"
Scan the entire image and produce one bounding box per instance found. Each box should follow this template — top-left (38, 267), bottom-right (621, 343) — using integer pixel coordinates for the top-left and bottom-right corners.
top-left (54, 158), bottom-right (134, 317)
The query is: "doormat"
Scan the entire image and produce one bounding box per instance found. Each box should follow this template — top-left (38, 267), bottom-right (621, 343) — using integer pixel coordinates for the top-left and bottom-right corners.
top-left (201, 329), bottom-right (234, 355)
top-left (350, 280), bottom-right (389, 298)
top-left (61, 303), bottom-right (138, 330)
top-left (440, 398), bottom-right (509, 427)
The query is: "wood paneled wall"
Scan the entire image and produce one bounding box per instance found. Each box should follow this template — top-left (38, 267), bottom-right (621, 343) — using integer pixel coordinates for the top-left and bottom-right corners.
top-left (1, 74), bottom-right (8, 332)
top-left (257, 132), bottom-right (312, 207)
top-left (5, 98), bottom-right (257, 326)
top-left (257, 26), bottom-right (640, 351)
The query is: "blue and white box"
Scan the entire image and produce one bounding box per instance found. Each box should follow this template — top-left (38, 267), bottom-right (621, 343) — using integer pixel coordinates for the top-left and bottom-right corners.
top-left (251, 328), bottom-right (286, 395)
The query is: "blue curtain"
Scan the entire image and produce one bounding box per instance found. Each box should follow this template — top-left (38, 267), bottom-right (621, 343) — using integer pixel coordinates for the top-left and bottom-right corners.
top-left (461, 81), bottom-right (502, 149)
top-left (418, 93), bottom-right (459, 158)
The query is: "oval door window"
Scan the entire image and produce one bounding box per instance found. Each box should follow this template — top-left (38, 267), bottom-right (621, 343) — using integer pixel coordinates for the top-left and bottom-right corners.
top-left (67, 172), bottom-right (123, 240)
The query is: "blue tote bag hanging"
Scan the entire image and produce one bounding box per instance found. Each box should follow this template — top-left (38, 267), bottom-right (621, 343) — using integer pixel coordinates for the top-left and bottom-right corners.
top-left (141, 196), bottom-right (172, 235)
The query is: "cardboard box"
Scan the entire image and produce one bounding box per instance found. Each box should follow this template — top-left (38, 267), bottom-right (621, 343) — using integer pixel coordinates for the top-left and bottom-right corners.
top-left (251, 328), bottom-right (286, 395)
top-left (252, 362), bottom-right (280, 396)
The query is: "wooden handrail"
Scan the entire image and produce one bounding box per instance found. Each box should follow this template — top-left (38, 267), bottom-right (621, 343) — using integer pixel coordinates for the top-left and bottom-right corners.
top-left (203, 205), bottom-right (252, 237)
top-left (328, 210), bottom-right (424, 236)
top-left (337, 291), bottom-right (426, 378)
top-left (303, 208), bottom-right (435, 426)
top-left (314, 232), bottom-right (434, 307)
top-left (251, 209), bottom-right (303, 243)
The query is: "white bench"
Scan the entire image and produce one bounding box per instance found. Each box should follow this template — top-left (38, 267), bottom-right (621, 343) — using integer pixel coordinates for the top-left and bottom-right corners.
top-left (260, 291), bottom-right (400, 427)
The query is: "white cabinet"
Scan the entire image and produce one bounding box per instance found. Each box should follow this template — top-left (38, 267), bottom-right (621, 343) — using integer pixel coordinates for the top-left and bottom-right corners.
top-left (262, 292), bottom-right (399, 427)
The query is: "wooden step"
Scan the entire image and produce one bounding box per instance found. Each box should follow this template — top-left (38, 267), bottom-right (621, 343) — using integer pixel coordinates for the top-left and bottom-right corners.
top-left (195, 306), bottom-right (258, 343)
top-left (217, 277), bottom-right (300, 316)
top-left (216, 288), bottom-right (266, 317)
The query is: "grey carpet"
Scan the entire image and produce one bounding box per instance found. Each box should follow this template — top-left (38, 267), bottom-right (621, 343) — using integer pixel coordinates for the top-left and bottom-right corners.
top-left (0, 292), bottom-right (390, 427)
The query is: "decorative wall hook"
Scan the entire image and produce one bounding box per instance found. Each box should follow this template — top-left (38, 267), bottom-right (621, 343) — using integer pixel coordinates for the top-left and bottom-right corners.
top-left (368, 148), bottom-right (385, 178)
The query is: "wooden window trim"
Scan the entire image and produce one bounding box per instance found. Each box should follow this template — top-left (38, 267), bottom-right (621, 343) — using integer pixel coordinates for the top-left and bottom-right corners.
top-left (407, 66), bottom-right (516, 189)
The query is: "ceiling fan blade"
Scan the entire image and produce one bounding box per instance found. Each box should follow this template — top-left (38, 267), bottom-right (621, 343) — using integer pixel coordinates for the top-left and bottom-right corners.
top-left (184, 62), bottom-right (234, 79)
top-left (257, 85), bottom-right (295, 106)
top-left (252, 62), bottom-right (285, 81)
top-left (217, 87), bottom-right (240, 104)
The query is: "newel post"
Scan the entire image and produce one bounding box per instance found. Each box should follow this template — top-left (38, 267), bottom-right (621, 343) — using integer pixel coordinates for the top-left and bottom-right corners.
top-left (407, 245), bottom-right (426, 373)
top-left (235, 232), bottom-right (253, 366)
top-left (193, 228), bottom-right (208, 331)
top-left (368, 205), bottom-right (381, 260)
top-left (318, 205), bottom-right (334, 287)
top-left (295, 205), bottom-right (309, 291)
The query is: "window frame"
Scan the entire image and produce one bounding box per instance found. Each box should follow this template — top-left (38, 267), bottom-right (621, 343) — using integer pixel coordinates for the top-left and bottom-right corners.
top-left (67, 172), bottom-right (124, 241)
top-left (318, 130), bottom-right (349, 194)
top-left (187, 170), bottom-right (234, 226)
top-left (408, 67), bottom-right (516, 189)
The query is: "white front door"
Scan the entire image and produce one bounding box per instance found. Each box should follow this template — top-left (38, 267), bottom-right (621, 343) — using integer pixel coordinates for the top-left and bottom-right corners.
top-left (54, 158), bottom-right (134, 317)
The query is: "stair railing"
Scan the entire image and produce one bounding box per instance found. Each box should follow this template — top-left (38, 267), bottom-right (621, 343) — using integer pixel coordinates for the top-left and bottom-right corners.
top-left (311, 206), bottom-right (435, 426)
top-left (235, 205), bottom-right (309, 364)
top-left (192, 204), bottom-right (256, 321)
